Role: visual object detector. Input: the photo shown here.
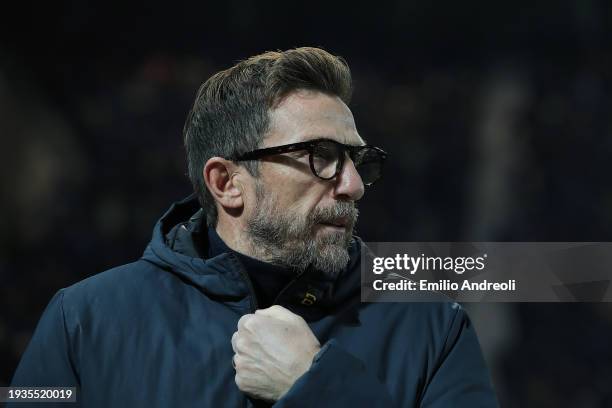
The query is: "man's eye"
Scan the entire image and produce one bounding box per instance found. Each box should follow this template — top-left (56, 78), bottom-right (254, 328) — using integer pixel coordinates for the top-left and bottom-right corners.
top-left (313, 147), bottom-right (336, 162)
top-left (289, 151), bottom-right (309, 160)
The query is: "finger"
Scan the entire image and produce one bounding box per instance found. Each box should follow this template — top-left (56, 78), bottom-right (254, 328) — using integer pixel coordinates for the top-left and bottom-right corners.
top-left (233, 354), bottom-right (246, 370)
top-left (232, 332), bottom-right (249, 354)
top-left (237, 313), bottom-right (253, 331)
top-left (231, 331), bottom-right (238, 352)
top-left (235, 372), bottom-right (244, 391)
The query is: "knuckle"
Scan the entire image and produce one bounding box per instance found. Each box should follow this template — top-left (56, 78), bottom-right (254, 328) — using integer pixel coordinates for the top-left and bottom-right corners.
top-left (235, 338), bottom-right (247, 352)
top-left (243, 316), bottom-right (258, 331)
top-left (286, 313), bottom-right (302, 325)
top-left (234, 374), bottom-right (244, 389)
top-left (237, 314), bottom-right (253, 330)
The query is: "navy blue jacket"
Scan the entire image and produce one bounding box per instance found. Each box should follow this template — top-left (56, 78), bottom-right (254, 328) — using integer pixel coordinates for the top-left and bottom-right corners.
top-left (11, 196), bottom-right (498, 407)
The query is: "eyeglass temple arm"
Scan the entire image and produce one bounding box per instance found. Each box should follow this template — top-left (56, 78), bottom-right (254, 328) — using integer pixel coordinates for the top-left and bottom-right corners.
top-left (229, 143), bottom-right (315, 161)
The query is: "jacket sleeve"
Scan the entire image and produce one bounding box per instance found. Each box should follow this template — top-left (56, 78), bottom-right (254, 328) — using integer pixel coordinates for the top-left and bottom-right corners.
top-left (8, 289), bottom-right (80, 407)
top-left (271, 339), bottom-right (397, 407)
top-left (419, 306), bottom-right (498, 408)
top-left (272, 305), bottom-right (498, 408)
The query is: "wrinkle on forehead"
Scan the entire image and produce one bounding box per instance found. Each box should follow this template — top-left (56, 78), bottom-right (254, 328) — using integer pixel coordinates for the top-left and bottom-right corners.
top-left (265, 90), bottom-right (362, 146)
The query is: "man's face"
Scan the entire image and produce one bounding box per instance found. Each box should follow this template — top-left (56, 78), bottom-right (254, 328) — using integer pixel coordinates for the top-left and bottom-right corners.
top-left (244, 90), bottom-right (365, 277)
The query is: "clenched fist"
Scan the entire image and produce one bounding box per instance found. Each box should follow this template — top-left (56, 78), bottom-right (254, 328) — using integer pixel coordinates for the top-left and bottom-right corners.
top-left (231, 305), bottom-right (321, 402)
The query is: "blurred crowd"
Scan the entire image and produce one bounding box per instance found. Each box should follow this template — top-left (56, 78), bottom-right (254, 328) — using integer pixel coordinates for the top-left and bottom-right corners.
top-left (2, 1), bottom-right (612, 406)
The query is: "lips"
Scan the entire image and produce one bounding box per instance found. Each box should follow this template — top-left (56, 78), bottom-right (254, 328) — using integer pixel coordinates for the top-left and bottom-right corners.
top-left (320, 217), bottom-right (349, 228)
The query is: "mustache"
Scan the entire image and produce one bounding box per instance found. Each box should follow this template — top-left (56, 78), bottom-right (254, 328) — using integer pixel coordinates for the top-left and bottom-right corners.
top-left (309, 201), bottom-right (359, 229)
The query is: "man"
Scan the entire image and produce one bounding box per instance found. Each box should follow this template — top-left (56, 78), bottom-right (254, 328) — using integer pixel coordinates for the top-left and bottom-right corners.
top-left (11, 47), bottom-right (498, 407)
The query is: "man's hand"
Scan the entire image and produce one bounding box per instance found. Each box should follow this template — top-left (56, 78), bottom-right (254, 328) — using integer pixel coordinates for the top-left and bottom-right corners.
top-left (232, 305), bottom-right (321, 402)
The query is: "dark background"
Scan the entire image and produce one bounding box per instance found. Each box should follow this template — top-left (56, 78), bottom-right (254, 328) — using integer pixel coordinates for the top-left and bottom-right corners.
top-left (1, 1), bottom-right (612, 406)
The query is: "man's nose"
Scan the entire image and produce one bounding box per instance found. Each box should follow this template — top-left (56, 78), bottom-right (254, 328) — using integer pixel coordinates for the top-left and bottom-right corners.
top-left (333, 157), bottom-right (365, 201)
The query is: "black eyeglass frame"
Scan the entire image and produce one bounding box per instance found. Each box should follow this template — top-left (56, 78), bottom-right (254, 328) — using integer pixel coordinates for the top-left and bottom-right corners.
top-left (227, 138), bottom-right (388, 186)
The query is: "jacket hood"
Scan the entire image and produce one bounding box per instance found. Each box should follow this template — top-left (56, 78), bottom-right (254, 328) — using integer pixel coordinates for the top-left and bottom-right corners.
top-left (141, 194), bottom-right (363, 317)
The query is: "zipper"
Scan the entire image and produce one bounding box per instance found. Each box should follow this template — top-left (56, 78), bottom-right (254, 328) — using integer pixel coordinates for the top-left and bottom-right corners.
top-left (271, 267), bottom-right (309, 306)
top-left (231, 253), bottom-right (309, 311)
top-left (230, 253), bottom-right (259, 312)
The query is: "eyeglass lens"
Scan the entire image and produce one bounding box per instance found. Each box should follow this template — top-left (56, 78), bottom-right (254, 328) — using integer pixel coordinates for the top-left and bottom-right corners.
top-left (311, 141), bottom-right (340, 179)
top-left (311, 141), bottom-right (383, 185)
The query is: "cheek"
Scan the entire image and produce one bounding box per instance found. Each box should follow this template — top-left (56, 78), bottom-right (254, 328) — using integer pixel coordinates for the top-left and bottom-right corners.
top-left (261, 165), bottom-right (330, 213)
top-left (286, 185), bottom-right (328, 217)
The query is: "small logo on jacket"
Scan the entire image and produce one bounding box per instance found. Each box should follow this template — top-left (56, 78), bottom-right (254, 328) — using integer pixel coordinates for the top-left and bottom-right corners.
top-left (301, 291), bottom-right (317, 306)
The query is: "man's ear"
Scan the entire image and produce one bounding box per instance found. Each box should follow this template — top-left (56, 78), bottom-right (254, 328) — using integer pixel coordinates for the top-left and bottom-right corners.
top-left (203, 158), bottom-right (244, 211)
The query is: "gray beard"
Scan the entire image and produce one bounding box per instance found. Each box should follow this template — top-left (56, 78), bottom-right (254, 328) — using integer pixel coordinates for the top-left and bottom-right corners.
top-left (245, 183), bottom-right (358, 278)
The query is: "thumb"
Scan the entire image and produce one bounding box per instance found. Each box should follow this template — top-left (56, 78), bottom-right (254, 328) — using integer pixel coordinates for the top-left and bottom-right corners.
top-left (255, 305), bottom-right (297, 322)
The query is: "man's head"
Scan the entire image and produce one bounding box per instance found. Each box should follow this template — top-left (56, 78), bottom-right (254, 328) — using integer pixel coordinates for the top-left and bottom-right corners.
top-left (184, 47), bottom-right (382, 276)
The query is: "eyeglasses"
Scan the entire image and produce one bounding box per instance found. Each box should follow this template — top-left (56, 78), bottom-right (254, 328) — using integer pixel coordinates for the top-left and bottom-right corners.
top-left (229, 138), bottom-right (388, 186)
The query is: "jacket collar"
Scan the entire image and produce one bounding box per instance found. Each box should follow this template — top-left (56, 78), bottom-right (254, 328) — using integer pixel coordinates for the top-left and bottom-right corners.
top-left (141, 194), bottom-right (363, 319)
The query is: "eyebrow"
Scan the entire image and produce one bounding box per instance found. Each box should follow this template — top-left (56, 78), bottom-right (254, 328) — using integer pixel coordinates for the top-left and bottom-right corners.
top-left (303, 135), bottom-right (367, 146)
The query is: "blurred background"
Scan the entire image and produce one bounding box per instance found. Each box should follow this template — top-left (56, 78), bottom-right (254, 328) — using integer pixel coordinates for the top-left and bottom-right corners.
top-left (1, 0), bottom-right (612, 406)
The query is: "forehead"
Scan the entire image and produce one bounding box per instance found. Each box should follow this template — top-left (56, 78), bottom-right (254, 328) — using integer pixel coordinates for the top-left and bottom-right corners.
top-left (265, 90), bottom-right (365, 147)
